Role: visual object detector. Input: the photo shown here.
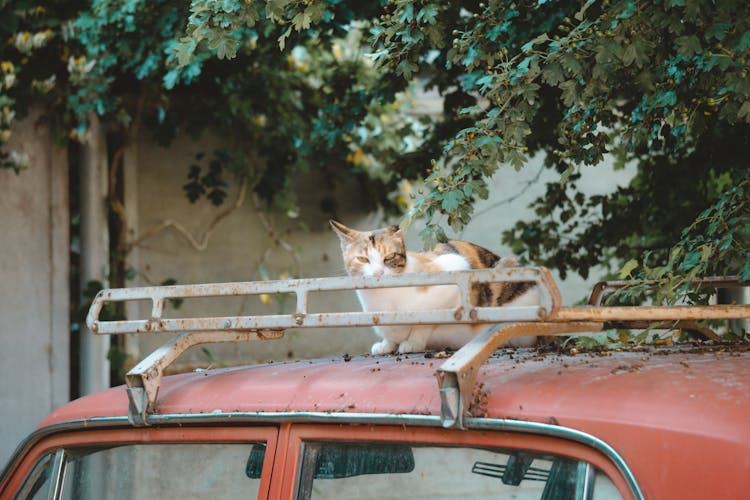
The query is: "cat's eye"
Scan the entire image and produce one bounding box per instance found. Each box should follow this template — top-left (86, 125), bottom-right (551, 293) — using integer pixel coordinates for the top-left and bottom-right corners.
top-left (384, 253), bottom-right (404, 266)
top-left (356, 256), bottom-right (370, 264)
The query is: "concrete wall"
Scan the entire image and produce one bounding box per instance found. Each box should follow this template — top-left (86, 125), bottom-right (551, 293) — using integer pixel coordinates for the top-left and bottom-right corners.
top-left (0, 113), bottom-right (69, 468)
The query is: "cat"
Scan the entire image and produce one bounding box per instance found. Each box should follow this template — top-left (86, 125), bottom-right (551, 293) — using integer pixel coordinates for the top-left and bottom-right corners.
top-left (330, 220), bottom-right (539, 355)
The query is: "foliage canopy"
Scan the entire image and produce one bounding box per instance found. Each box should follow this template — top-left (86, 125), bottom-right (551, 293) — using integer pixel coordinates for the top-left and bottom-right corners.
top-left (1, 0), bottom-right (748, 304)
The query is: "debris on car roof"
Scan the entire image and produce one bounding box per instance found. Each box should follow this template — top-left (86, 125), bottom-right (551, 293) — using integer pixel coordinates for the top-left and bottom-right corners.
top-left (85, 267), bottom-right (748, 427)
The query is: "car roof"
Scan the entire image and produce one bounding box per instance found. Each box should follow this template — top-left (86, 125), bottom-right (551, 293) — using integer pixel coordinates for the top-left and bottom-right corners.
top-left (34, 344), bottom-right (750, 498)
top-left (42, 345), bottom-right (750, 435)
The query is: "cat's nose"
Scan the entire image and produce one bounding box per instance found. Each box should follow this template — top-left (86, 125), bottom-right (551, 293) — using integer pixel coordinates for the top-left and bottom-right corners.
top-left (373, 268), bottom-right (384, 277)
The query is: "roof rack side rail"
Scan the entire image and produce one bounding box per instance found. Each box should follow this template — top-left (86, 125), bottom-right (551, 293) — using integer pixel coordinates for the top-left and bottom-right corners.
top-left (125, 330), bottom-right (284, 426)
top-left (86, 267), bottom-right (561, 336)
top-left (588, 276), bottom-right (749, 306)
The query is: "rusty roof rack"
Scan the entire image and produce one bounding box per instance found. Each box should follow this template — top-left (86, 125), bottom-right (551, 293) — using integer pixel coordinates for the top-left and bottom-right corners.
top-left (86, 268), bottom-right (749, 427)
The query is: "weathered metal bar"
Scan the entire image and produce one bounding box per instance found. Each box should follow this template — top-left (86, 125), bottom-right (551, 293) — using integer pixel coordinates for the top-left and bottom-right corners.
top-left (87, 267), bottom-right (558, 335)
top-left (89, 301), bottom-right (750, 336)
top-left (603, 320), bottom-right (719, 340)
top-left (437, 321), bottom-right (603, 429)
top-left (92, 267), bottom-right (549, 301)
top-left (125, 329), bottom-right (284, 426)
top-left (552, 304), bottom-right (750, 322)
top-left (588, 276), bottom-right (748, 306)
top-left (91, 307), bottom-right (548, 335)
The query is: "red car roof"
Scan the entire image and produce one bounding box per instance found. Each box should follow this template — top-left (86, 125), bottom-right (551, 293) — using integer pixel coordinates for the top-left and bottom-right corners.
top-left (40, 345), bottom-right (750, 498)
top-left (43, 346), bottom-right (750, 427)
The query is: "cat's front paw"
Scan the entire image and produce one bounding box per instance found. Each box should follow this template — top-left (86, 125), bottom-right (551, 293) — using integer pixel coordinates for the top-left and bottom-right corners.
top-left (371, 339), bottom-right (397, 355)
top-left (397, 338), bottom-right (427, 354)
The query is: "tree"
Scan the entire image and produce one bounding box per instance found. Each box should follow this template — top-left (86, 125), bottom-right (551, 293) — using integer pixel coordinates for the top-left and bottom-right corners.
top-left (1, 0), bottom-right (410, 278)
top-left (176, 0), bottom-right (749, 304)
top-left (2, 0), bottom-right (748, 306)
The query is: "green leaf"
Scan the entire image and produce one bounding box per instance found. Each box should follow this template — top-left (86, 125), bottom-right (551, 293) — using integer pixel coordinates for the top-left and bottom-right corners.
top-left (559, 79), bottom-right (579, 106)
top-left (521, 33), bottom-right (549, 53)
top-left (704, 22), bottom-right (730, 41)
top-left (441, 189), bottom-right (463, 211)
top-left (737, 101), bottom-right (750, 123)
top-left (396, 59), bottom-right (419, 78)
top-left (174, 37), bottom-right (197, 67)
top-left (618, 259), bottom-right (639, 279)
top-left (542, 63), bottom-right (564, 86)
top-left (416, 5), bottom-right (438, 24)
top-left (208, 32), bottom-right (239, 59)
top-left (291, 12), bottom-right (312, 31)
top-left (575, 0), bottom-right (595, 21)
top-left (675, 35), bottom-right (701, 57)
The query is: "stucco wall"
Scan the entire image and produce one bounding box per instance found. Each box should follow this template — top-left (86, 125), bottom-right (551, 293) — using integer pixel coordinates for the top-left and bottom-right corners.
top-left (0, 113), bottom-right (69, 467)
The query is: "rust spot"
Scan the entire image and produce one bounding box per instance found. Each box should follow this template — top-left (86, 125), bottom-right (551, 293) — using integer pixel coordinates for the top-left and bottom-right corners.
top-left (610, 363), bottom-right (644, 375)
top-left (372, 315), bottom-right (380, 325)
top-left (454, 307), bottom-right (464, 321)
top-left (90, 322), bottom-right (98, 333)
top-left (468, 382), bottom-right (488, 418)
top-left (294, 313), bottom-right (305, 325)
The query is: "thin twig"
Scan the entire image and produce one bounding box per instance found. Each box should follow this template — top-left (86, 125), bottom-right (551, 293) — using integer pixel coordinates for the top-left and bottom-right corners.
top-left (471, 162), bottom-right (545, 220)
top-left (126, 176), bottom-right (249, 254)
top-left (109, 90), bottom-right (148, 255)
top-left (251, 193), bottom-right (302, 274)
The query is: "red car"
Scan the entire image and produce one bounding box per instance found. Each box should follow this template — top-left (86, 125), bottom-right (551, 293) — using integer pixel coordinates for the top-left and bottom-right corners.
top-left (2, 269), bottom-right (748, 499)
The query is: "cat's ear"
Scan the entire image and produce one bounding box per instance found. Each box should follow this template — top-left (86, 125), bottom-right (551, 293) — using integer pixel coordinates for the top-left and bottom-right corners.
top-left (387, 224), bottom-right (403, 237)
top-left (330, 220), bottom-right (358, 243)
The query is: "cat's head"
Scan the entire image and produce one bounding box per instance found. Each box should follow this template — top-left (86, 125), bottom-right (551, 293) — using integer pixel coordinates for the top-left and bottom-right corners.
top-left (330, 220), bottom-right (406, 277)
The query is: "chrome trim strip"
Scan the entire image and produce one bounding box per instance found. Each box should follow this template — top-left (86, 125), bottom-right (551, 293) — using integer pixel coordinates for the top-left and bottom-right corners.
top-left (1, 413), bottom-right (643, 500)
top-left (47, 449), bottom-right (66, 500)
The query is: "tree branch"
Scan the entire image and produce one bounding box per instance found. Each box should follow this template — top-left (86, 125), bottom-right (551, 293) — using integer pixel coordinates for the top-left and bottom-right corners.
top-left (251, 193), bottom-right (301, 275)
top-left (126, 176), bottom-right (249, 254)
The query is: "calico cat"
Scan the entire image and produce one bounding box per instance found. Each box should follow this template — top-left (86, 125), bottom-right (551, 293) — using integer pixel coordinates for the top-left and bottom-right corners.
top-left (330, 220), bottom-right (539, 355)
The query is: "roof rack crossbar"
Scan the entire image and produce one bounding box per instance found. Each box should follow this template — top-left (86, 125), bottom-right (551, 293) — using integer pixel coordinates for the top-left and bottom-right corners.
top-left (125, 329), bottom-right (284, 426)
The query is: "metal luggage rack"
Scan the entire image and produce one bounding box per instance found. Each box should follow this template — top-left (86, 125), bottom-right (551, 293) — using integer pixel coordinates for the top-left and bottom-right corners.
top-left (86, 267), bottom-right (750, 428)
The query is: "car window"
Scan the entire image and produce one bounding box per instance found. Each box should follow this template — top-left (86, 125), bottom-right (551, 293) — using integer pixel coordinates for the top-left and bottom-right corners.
top-left (58, 443), bottom-right (265, 499)
top-left (13, 452), bottom-right (53, 500)
top-left (297, 442), bottom-right (623, 500)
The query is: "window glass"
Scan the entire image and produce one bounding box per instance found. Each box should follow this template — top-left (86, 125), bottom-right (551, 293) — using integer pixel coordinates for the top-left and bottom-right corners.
top-left (14, 452), bottom-right (53, 500)
top-left (593, 470), bottom-right (622, 500)
top-left (298, 442), bottom-right (623, 500)
top-left (59, 442), bottom-right (265, 500)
